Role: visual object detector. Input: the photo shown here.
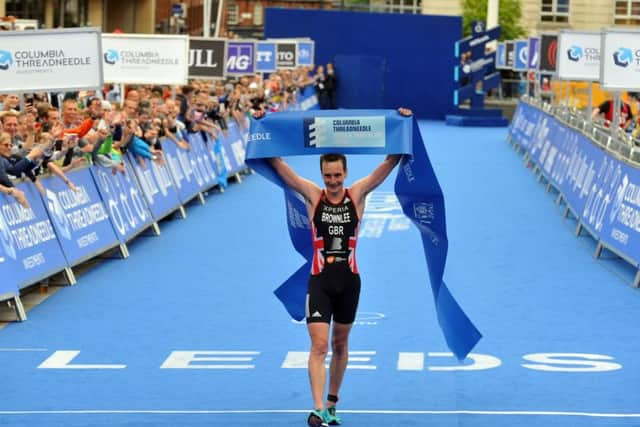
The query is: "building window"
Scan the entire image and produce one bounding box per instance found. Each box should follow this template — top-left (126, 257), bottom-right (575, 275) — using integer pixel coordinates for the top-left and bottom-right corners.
top-left (227, 3), bottom-right (238, 25)
top-left (615, 1), bottom-right (640, 25)
top-left (541, 0), bottom-right (569, 22)
top-left (253, 3), bottom-right (264, 26)
top-left (377, 0), bottom-right (421, 14)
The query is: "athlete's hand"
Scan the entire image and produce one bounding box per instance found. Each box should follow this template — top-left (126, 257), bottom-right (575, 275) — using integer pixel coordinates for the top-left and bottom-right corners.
top-left (398, 107), bottom-right (413, 117)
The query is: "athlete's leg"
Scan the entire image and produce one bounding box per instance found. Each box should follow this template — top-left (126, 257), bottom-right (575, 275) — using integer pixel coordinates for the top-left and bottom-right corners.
top-left (327, 321), bottom-right (352, 404)
top-left (308, 322), bottom-right (330, 410)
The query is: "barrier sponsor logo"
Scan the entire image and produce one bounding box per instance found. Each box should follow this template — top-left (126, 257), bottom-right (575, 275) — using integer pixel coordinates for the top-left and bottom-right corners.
top-left (0, 205), bottom-right (17, 260)
top-left (256, 42), bottom-right (276, 72)
top-left (0, 50), bottom-right (14, 70)
top-left (103, 49), bottom-right (119, 65)
top-left (613, 47), bottom-right (633, 67)
top-left (276, 42), bottom-right (296, 69)
top-left (45, 188), bottom-right (72, 240)
top-left (303, 116), bottom-right (386, 148)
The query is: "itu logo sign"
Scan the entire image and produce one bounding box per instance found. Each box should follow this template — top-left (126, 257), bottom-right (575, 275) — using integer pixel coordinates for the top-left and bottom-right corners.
top-left (567, 45), bottom-right (583, 62)
top-left (613, 47), bottom-right (633, 67)
top-left (103, 49), bottom-right (119, 65)
top-left (0, 50), bottom-right (14, 70)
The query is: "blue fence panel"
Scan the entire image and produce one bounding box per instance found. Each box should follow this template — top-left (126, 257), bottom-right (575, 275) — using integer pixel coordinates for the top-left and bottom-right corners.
top-left (509, 102), bottom-right (545, 151)
top-left (126, 153), bottom-right (182, 221)
top-left (185, 131), bottom-right (219, 191)
top-left (90, 163), bottom-right (153, 243)
top-left (161, 137), bottom-right (204, 204)
top-left (0, 253), bottom-right (18, 298)
top-left (40, 169), bottom-right (120, 266)
top-left (1, 182), bottom-right (68, 289)
top-left (220, 121), bottom-right (247, 175)
top-left (512, 101), bottom-right (640, 268)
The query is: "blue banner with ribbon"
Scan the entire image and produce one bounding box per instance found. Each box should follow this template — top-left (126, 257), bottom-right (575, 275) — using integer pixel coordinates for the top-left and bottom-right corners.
top-left (204, 133), bottom-right (229, 188)
top-left (0, 182), bottom-right (67, 289)
top-left (246, 109), bottom-right (482, 361)
top-left (90, 163), bottom-right (153, 243)
top-left (40, 169), bottom-right (120, 266)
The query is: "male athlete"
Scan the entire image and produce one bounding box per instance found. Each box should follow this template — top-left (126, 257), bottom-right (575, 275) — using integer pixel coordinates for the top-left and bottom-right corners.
top-left (267, 108), bottom-right (412, 426)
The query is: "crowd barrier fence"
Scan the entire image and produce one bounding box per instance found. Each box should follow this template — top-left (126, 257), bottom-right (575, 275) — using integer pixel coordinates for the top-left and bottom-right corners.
top-left (0, 88), bottom-right (320, 321)
top-left (507, 97), bottom-right (640, 288)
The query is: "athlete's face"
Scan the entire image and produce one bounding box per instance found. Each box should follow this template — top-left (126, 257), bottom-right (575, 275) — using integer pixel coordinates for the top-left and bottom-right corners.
top-left (321, 160), bottom-right (346, 196)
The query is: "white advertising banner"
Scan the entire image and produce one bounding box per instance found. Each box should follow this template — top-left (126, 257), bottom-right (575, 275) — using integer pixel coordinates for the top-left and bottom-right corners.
top-left (102, 34), bottom-right (189, 85)
top-left (600, 28), bottom-right (640, 91)
top-left (0, 27), bottom-right (103, 93)
top-left (557, 30), bottom-right (601, 81)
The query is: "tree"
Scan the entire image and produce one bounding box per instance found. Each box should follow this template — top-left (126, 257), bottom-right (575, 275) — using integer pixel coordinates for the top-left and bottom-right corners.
top-left (461, 0), bottom-right (525, 40)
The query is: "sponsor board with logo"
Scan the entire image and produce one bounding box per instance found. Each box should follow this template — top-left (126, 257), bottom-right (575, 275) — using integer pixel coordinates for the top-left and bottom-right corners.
top-left (276, 42), bottom-right (297, 69)
top-left (188, 37), bottom-right (226, 79)
top-left (0, 182), bottom-right (67, 289)
top-left (256, 41), bottom-right (277, 72)
top-left (102, 33), bottom-right (189, 85)
top-left (600, 28), bottom-right (640, 90)
top-left (538, 33), bottom-right (558, 75)
top-left (90, 162), bottom-right (153, 244)
top-left (0, 27), bottom-right (102, 92)
top-left (495, 42), bottom-right (507, 69)
top-left (296, 40), bottom-right (314, 67)
top-left (226, 40), bottom-right (255, 75)
top-left (510, 102), bottom-right (640, 267)
top-left (181, 131), bottom-right (219, 191)
top-left (528, 37), bottom-right (540, 70)
top-left (303, 116), bottom-right (386, 148)
top-left (514, 40), bottom-right (529, 71)
top-left (557, 30), bottom-right (601, 81)
top-left (505, 41), bottom-right (515, 69)
top-left (41, 168), bottom-right (120, 266)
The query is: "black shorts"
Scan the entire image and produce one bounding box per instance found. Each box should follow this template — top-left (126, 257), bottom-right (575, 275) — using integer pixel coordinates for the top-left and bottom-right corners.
top-left (306, 263), bottom-right (361, 324)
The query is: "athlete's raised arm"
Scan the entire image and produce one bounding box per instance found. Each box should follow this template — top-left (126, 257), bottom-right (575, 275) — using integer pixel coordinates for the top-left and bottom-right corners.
top-left (268, 157), bottom-right (322, 207)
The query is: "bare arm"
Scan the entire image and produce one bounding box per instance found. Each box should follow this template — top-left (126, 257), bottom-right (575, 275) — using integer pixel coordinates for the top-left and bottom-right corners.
top-left (350, 154), bottom-right (402, 205)
top-left (268, 157), bottom-right (321, 206)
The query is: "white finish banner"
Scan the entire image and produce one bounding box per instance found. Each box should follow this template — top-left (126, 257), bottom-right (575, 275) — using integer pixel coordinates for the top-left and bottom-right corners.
top-left (557, 30), bottom-right (601, 81)
top-left (600, 28), bottom-right (640, 91)
top-left (0, 27), bottom-right (103, 93)
top-left (102, 34), bottom-right (189, 85)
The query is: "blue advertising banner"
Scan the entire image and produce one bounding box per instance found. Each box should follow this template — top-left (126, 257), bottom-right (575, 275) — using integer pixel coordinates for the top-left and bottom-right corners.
top-left (514, 40), bottom-right (529, 71)
top-left (508, 101), bottom-right (545, 152)
top-left (226, 40), bottom-right (255, 75)
top-left (256, 41), bottom-right (277, 73)
top-left (528, 37), bottom-right (540, 70)
top-left (90, 163), bottom-right (153, 243)
top-left (126, 154), bottom-right (182, 221)
top-left (511, 101), bottom-right (640, 267)
top-left (161, 137), bottom-right (204, 204)
top-left (0, 183), bottom-right (67, 289)
top-left (297, 41), bottom-right (314, 67)
top-left (184, 131), bottom-right (219, 191)
top-left (296, 85), bottom-right (320, 111)
top-left (246, 110), bottom-right (481, 361)
top-left (0, 254), bottom-right (18, 298)
top-left (41, 169), bottom-right (120, 266)
top-left (220, 121), bottom-right (247, 175)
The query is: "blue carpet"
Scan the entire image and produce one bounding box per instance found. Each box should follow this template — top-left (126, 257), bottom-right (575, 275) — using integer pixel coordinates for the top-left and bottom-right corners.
top-left (0, 121), bottom-right (638, 426)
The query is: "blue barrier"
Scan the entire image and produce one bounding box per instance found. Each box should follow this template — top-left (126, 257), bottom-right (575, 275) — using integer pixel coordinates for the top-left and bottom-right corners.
top-left (161, 137), bottom-right (207, 204)
top-left (1, 182), bottom-right (68, 289)
top-left (40, 169), bottom-right (121, 266)
top-left (187, 131), bottom-right (222, 190)
top-left (90, 163), bottom-right (154, 244)
top-left (509, 101), bottom-right (640, 273)
top-left (126, 153), bottom-right (183, 221)
top-left (221, 121), bottom-right (247, 176)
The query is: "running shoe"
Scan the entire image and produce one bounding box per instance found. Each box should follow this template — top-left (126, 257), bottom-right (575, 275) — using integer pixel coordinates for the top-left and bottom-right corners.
top-left (323, 406), bottom-right (342, 425)
top-left (307, 409), bottom-right (328, 427)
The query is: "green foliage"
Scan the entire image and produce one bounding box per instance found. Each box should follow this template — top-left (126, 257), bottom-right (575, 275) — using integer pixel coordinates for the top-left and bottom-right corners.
top-left (461, 0), bottom-right (526, 41)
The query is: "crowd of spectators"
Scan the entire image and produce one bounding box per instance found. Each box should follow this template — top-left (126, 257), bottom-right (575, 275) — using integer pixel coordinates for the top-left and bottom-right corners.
top-left (0, 63), bottom-right (337, 209)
